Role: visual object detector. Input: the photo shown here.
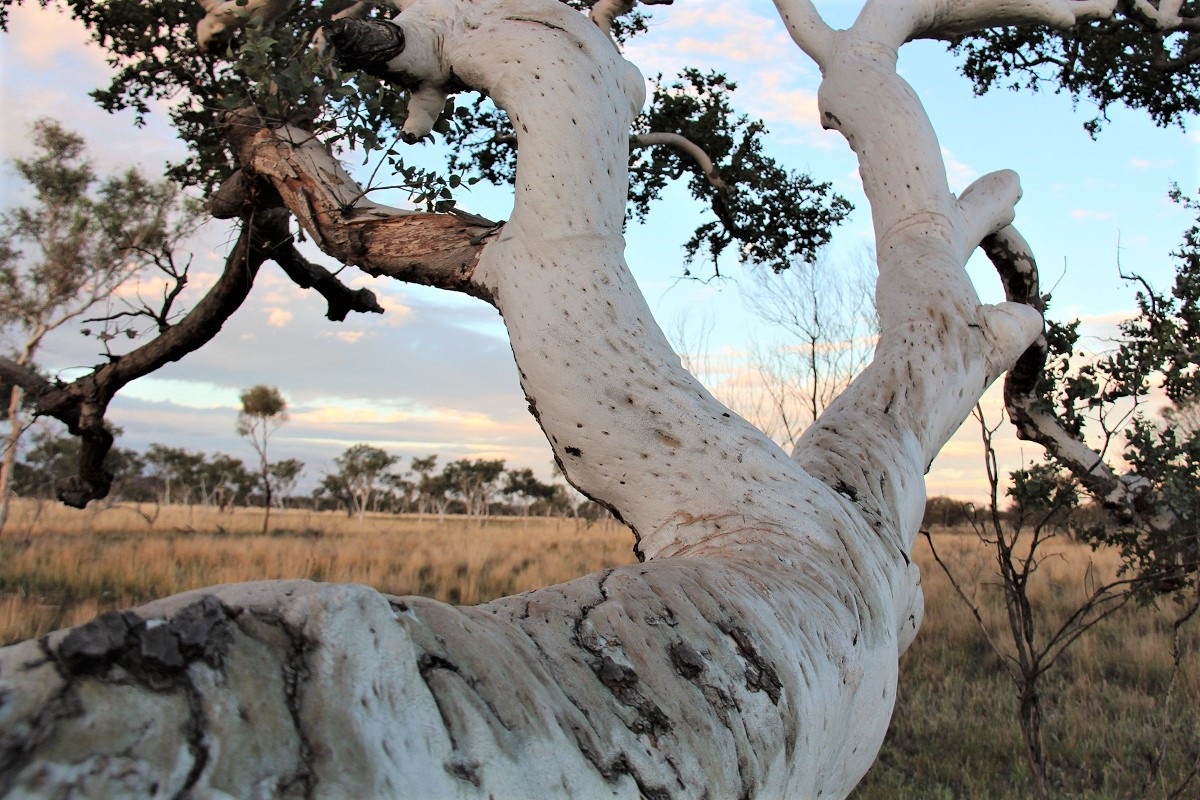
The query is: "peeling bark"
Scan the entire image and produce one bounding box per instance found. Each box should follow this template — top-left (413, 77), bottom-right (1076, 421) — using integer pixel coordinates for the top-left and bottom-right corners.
top-left (0, 0), bottom-right (1107, 797)
top-left (227, 113), bottom-right (499, 303)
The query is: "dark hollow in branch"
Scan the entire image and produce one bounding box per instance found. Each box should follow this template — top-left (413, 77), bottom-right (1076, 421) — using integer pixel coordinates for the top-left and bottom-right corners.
top-left (324, 19), bottom-right (406, 77)
top-left (983, 226), bottom-right (1158, 525)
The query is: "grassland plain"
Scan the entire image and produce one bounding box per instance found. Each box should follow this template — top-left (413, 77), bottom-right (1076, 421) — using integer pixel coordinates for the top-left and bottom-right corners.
top-left (1, 499), bottom-right (1196, 797)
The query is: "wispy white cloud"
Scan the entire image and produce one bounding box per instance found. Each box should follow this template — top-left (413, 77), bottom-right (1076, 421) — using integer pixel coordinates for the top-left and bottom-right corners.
top-left (266, 308), bottom-right (294, 328)
top-left (745, 71), bottom-right (826, 141)
top-left (941, 147), bottom-right (978, 192)
top-left (5, 5), bottom-right (106, 71)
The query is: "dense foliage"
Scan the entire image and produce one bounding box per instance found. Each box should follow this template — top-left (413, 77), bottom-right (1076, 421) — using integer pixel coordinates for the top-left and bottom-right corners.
top-left (952, 3), bottom-right (1200, 134)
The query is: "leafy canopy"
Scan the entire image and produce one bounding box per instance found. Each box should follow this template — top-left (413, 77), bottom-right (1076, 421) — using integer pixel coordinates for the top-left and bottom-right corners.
top-left (0, 0), bottom-right (850, 275)
top-left (952, 6), bottom-right (1200, 134)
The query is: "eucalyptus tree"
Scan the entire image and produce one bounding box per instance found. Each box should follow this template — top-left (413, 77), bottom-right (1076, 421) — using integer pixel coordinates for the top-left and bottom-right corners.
top-left (333, 442), bottom-right (400, 521)
top-left (143, 443), bottom-right (208, 507)
top-left (269, 457), bottom-right (306, 509)
top-left (959, 7), bottom-right (1200, 600)
top-left (502, 465), bottom-right (557, 516)
top-left (236, 384), bottom-right (289, 533)
top-left (442, 457), bottom-right (506, 520)
top-left (0, 119), bottom-right (189, 531)
top-left (0, 2), bottom-right (1193, 799)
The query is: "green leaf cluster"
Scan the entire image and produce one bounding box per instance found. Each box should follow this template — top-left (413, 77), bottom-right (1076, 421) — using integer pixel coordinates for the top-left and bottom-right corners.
top-left (952, 8), bottom-right (1200, 134)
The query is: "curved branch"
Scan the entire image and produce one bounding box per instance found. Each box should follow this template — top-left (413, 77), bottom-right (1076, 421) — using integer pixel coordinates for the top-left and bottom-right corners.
top-left (589, 0), bottom-right (635, 41)
top-left (1128, 0), bottom-right (1196, 31)
top-left (0, 360), bottom-right (54, 400)
top-left (982, 225), bottom-right (1164, 524)
top-left (196, 0), bottom-right (298, 53)
top-left (771, 0), bottom-right (837, 66)
top-left (855, 0), bottom-right (1119, 46)
top-left (631, 132), bottom-right (729, 195)
top-left (588, 0), bottom-right (674, 43)
top-left (271, 244), bottom-right (386, 322)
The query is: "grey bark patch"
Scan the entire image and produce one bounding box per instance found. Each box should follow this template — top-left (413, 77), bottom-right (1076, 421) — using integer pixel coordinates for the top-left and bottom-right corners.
top-left (444, 757), bottom-right (482, 786)
top-left (56, 595), bottom-right (232, 680)
top-left (417, 652), bottom-right (459, 675)
top-left (669, 641), bottom-right (706, 680)
top-left (723, 627), bottom-right (783, 704)
top-left (58, 611), bottom-right (138, 672)
top-left (834, 479), bottom-right (859, 502)
top-left (592, 656), bottom-right (671, 736)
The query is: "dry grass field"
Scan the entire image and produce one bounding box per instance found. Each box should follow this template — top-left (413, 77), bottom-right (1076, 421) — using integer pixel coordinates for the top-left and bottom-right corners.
top-left (1, 498), bottom-right (1196, 797)
top-left (0, 499), bottom-right (637, 644)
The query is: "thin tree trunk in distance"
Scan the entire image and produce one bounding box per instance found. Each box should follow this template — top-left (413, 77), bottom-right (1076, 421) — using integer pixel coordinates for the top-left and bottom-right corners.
top-left (0, 385), bottom-right (22, 534)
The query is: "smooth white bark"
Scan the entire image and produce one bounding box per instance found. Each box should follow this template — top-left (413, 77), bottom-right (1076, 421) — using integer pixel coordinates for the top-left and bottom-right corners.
top-left (1, 1), bottom-right (1063, 797)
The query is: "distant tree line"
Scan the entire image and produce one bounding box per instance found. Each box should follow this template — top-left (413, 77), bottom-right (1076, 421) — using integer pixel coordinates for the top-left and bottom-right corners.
top-left (9, 428), bottom-right (607, 521)
top-left (921, 493), bottom-right (1116, 535)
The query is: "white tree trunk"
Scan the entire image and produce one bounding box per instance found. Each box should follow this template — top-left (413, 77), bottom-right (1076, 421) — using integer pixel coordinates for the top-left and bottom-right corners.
top-left (1, 0), bottom-right (1110, 797)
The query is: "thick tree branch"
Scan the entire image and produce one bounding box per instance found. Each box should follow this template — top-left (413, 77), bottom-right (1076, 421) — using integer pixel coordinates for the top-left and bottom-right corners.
top-left (0, 360), bottom-right (54, 400)
top-left (630, 132), bottom-right (729, 194)
top-left (855, 0), bottom-right (1119, 46)
top-left (226, 112), bottom-right (500, 303)
top-left (196, 0), bottom-right (298, 53)
top-left (209, 166), bottom-right (389, 320)
top-left (588, 0), bottom-right (673, 42)
top-left (771, 0), bottom-right (836, 65)
top-left (1127, 0), bottom-right (1198, 31)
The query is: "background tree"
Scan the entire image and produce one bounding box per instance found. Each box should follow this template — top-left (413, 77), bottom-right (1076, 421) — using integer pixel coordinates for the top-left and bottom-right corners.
top-left (236, 384), bottom-right (288, 533)
top-left (409, 454), bottom-right (440, 521)
top-left (332, 443), bottom-right (399, 521)
top-left (951, 4), bottom-right (1199, 592)
top-left (442, 457), bottom-right (506, 521)
top-left (380, 470), bottom-right (415, 514)
top-left (313, 472), bottom-right (353, 515)
top-left (198, 453), bottom-right (256, 511)
top-left (502, 466), bottom-right (557, 518)
top-left (268, 457), bottom-right (305, 509)
top-left (921, 495), bottom-right (973, 529)
top-left (741, 250), bottom-right (878, 449)
top-left (0, 119), bottom-right (189, 532)
top-left (952, 1), bottom-right (1200, 135)
top-left (143, 444), bottom-right (207, 507)
top-left (1162, 396), bottom-right (1200, 440)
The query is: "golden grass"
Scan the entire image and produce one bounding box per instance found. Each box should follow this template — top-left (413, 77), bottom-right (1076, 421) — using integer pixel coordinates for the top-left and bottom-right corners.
top-left (2, 501), bottom-right (1196, 797)
top-left (0, 499), bottom-right (637, 644)
top-left (854, 529), bottom-right (1200, 799)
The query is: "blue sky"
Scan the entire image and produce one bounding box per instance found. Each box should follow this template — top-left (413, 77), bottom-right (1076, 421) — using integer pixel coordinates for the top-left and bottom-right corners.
top-left (1, 0), bottom-right (1196, 500)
